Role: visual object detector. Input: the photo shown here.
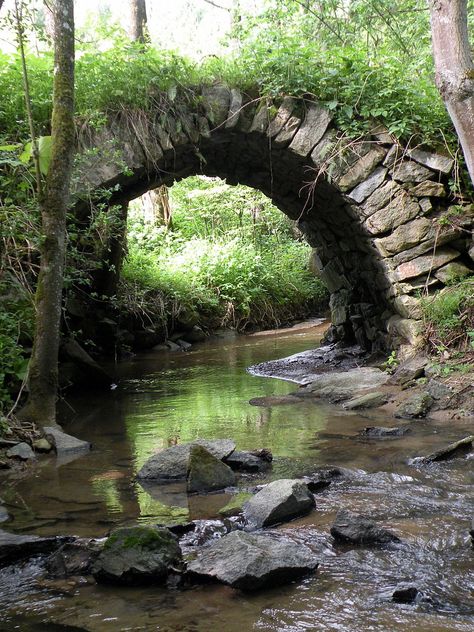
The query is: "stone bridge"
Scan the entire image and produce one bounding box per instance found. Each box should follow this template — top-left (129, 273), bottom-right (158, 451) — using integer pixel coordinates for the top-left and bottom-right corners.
top-left (76, 85), bottom-right (474, 354)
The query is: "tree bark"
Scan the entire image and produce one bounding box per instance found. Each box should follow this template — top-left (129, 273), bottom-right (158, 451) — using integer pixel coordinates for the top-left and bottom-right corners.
top-left (128, 0), bottom-right (148, 43)
top-left (429, 0), bottom-right (474, 184)
top-left (19, 0), bottom-right (75, 427)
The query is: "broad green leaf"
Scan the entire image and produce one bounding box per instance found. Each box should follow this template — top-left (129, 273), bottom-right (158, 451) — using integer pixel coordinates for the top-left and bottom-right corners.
top-left (19, 141), bottom-right (32, 164)
top-left (37, 136), bottom-right (52, 175)
top-left (0, 144), bottom-right (21, 151)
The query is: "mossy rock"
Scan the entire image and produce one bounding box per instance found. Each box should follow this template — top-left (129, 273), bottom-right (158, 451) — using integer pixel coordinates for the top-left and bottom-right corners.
top-left (187, 445), bottom-right (236, 493)
top-left (93, 526), bottom-right (181, 585)
top-left (218, 492), bottom-right (253, 518)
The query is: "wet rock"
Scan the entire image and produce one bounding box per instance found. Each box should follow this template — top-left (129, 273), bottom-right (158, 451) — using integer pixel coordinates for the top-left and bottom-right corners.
top-left (330, 509), bottom-right (401, 545)
top-left (45, 538), bottom-right (103, 578)
top-left (389, 355), bottom-right (428, 385)
top-left (0, 529), bottom-right (71, 566)
top-left (180, 518), bottom-right (239, 548)
top-left (224, 450), bottom-right (272, 472)
top-left (137, 439), bottom-right (236, 481)
top-left (243, 479), bottom-right (315, 528)
top-left (44, 426), bottom-right (91, 457)
top-left (427, 379), bottom-right (455, 408)
top-left (186, 530), bottom-right (319, 590)
top-left (360, 426), bottom-right (408, 438)
top-left (187, 445), bottom-right (236, 493)
top-left (218, 492), bottom-right (253, 518)
top-left (92, 526), bottom-right (181, 585)
top-left (395, 392), bottom-right (433, 419)
top-left (302, 467), bottom-right (347, 492)
top-left (414, 435), bottom-right (474, 464)
top-left (61, 338), bottom-right (112, 387)
top-left (33, 437), bottom-right (53, 453)
top-left (183, 325), bottom-right (207, 343)
top-left (6, 442), bottom-right (35, 460)
top-left (392, 584), bottom-right (420, 603)
top-left (176, 339), bottom-right (192, 351)
top-left (301, 367), bottom-right (389, 402)
top-left (343, 391), bottom-right (387, 410)
top-left (0, 506), bottom-right (9, 523)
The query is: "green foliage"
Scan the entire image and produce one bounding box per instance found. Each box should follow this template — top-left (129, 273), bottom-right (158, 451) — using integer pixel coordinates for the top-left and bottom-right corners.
top-left (120, 177), bottom-right (328, 331)
top-left (422, 277), bottom-right (474, 354)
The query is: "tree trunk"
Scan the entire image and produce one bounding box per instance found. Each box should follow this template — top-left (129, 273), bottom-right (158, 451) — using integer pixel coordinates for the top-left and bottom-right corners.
top-left (128, 0), bottom-right (148, 43)
top-left (19, 0), bottom-right (75, 427)
top-left (429, 0), bottom-right (474, 185)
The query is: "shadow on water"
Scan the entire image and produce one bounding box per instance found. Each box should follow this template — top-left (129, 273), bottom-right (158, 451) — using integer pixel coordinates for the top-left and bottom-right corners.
top-left (1, 322), bottom-right (473, 631)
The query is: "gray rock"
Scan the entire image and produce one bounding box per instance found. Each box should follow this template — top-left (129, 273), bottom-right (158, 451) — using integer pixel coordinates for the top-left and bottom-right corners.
top-left (415, 435), bottom-right (474, 464)
top-left (176, 339), bottom-right (192, 350)
top-left (331, 509), bottom-right (401, 545)
top-left (410, 181), bottom-right (446, 197)
top-left (243, 479), bottom-right (315, 528)
top-left (137, 439), bottom-right (236, 480)
top-left (390, 160), bottom-right (433, 182)
top-left (407, 148), bottom-right (454, 174)
top-left (395, 392), bottom-right (433, 419)
top-left (338, 146), bottom-right (386, 192)
top-left (289, 103), bottom-right (332, 157)
top-left (365, 194), bottom-right (421, 235)
top-left (183, 325), bottom-right (207, 343)
top-left (427, 379), bottom-right (453, 402)
top-left (92, 526), bottom-right (181, 585)
top-left (303, 367), bottom-right (389, 401)
top-left (359, 180), bottom-right (402, 217)
top-left (6, 442), bottom-right (35, 460)
top-left (0, 506), bottom-right (9, 523)
top-left (224, 450), bottom-right (271, 472)
top-left (187, 445), bottom-right (236, 493)
top-left (267, 97), bottom-right (296, 138)
top-left (434, 261), bottom-right (472, 283)
top-left (46, 538), bottom-right (103, 578)
top-left (343, 391), bottom-right (387, 410)
top-left (389, 355), bottom-right (428, 386)
top-left (374, 218), bottom-right (432, 256)
top-left (44, 427), bottom-right (91, 457)
top-left (187, 530), bottom-right (318, 590)
top-left (0, 529), bottom-right (71, 566)
top-left (395, 248), bottom-right (460, 281)
top-left (201, 84), bottom-right (231, 126)
top-left (32, 437), bottom-right (53, 452)
top-left (347, 166), bottom-right (387, 203)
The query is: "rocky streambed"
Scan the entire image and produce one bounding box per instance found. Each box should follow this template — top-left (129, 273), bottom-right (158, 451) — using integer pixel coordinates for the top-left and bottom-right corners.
top-left (0, 329), bottom-right (473, 631)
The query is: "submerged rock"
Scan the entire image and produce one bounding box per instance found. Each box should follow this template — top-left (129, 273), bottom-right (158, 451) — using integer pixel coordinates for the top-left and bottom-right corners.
top-left (249, 396), bottom-right (300, 407)
top-left (392, 584), bottom-right (420, 603)
top-left (92, 526), bottom-right (181, 585)
top-left (303, 467), bottom-right (346, 492)
top-left (359, 426), bottom-right (408, 438)
top-left (137, 439), bottom-right (236, 481)
top-left (187, 445), bottom-right (236, 493)
top-left (414, 435), bottom-right (474, 464)
top-left (218, 492), bottom-right (253, 518)
top-left (243, 479), bottom-right (315, 528)
top-left (330, 509), bottom-right (401, 545)
top-left (224, 450), bottom-right (272, 472)
top-left (395, 392), bottom-right (433, 419)
top-left (186, 530), bottom-right (318, 590)
top-left (44, 426), bottom-right (91, 457)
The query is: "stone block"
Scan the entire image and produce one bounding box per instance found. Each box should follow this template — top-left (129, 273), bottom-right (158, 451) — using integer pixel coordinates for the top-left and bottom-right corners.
top-left (268, 97), bottom-right (296, 138)
top-left (407, 148), bottom-right (454, 174)
top-left (274, 115), bottom-right (301, 147)
top-left (383, 144), bottom-right (403, 168)
top-left (434, 261), bottom-right (472, 283)
top-left (289, 104), bottom-right (332, 157)
top-left (374, 218), bottom-right (432, 256)
top-left (202, 84), bottom-right (231, 126)
top-left (387, 315), bottom-right (423, 347)
top-left (365, 194), bottom-right (421, 235)
top-left (347, 166), bottom-right (387, 203)
top-left (249, 100), bottom-right (271, 134)
top-left (395, 248), bottom-right (460, 281)
top-left (225, 88), bottom-right (242, 129)
top-left (310, 129), bottom-right (338, 165)
top-left (337, 146), bottom-right (386, 192)
top-left (393, 294), bottom-right (423, 320)
top-left (320, 260), bottom-right (351, 292)
top-left (390, 160), bottom-right (433, 183)
top-left (359, 180), bottom-right (402, 218)
top-left (410, 181), bottom-right (446, 198)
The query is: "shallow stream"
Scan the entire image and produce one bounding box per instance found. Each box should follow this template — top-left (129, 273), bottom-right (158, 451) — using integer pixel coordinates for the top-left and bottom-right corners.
top-left (0, 322), bottom-right (473, 631)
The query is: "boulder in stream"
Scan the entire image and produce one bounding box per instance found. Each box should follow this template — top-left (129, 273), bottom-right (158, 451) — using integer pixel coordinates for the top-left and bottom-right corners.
top-left (6, 442), bottom-right (35, 460)
top-left (44, 426), bottom-right (91, 457)
top-left (46, 538), bottom-right (103, 578)
top-left (243, 479), bottom-right (315, 528)
top-left (186, 530), bottom-right (318, 590)
top-left (395, 392), bottom-right (433, 419)
top-left (92, 526), bottom-right (181, 585)
top-left (330, 509), bottom-right (401, 546)
top-left (359, 426), bottom-right (408, 438)
top-left (300, 367), bottom-right (389, 402)
top-left (187, 445), bottom-right (236, 493)
top-left (224, 449), bottom-right (272, 472)
top-left (137, 439), bottom-right (236, 481)
top-left (0, 529), bottom-right (72, 566)
top-left (413, 435), bottom-right (474, 464)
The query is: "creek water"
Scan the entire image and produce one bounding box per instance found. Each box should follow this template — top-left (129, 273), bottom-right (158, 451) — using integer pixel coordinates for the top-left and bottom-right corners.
top-left (0, 322), bottom-right (473, 631)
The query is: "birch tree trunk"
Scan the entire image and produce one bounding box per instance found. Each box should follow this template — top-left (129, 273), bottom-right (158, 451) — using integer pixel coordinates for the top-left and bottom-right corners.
top-left (429, 0), bottom-right (474, 185)
top-left (19, 0), bottom-right (75, 427)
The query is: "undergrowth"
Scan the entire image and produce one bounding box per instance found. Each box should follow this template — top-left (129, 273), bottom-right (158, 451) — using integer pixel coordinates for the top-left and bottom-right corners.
top-left (119, 177), bottom-right (328, 332)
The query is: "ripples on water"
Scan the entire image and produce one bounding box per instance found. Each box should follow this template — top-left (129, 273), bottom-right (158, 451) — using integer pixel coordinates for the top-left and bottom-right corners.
top-left (0, 326), bottom-right (473, 631)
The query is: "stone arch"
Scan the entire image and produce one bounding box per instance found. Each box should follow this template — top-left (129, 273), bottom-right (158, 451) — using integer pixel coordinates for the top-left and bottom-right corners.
top-left (75, 85), bottom-right (474, 353)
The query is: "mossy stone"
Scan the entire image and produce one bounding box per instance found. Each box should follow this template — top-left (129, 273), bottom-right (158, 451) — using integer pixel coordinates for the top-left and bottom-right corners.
top-left (187, 445), bottom-right (235, 493)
